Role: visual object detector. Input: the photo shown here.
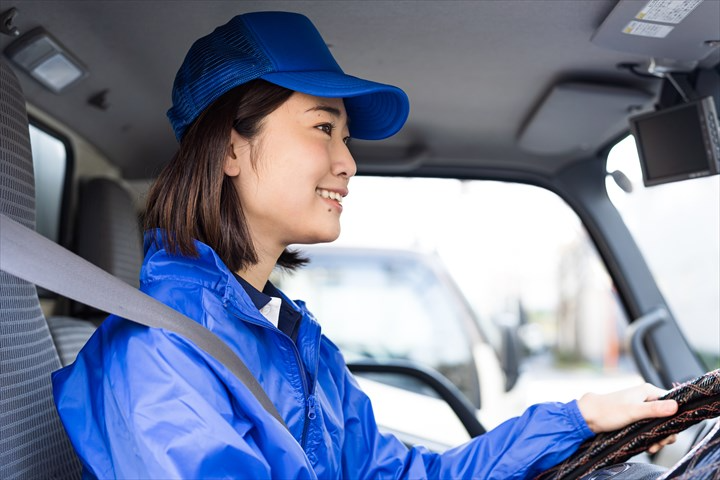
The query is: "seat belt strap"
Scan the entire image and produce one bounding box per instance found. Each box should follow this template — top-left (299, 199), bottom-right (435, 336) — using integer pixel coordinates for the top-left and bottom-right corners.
top-left (0, 214), bottom-right (288, 430)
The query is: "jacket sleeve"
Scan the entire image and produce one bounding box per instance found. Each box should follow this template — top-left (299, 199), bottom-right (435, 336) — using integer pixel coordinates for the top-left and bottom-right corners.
top-left (52, 317), bottom-right (314, 480)
top-left (333, 348), bottom-right (594, 480)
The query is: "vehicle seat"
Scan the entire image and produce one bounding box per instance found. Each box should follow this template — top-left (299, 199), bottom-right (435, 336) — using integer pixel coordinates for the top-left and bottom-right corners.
top-left (0, 59), bottom-right (82, 479)
top-left (46, 315), bottom-right (98, 366)
top-left (47, 176), bottom-right (143, 364)
top-left (68, 176), bottom-right (143, 321)
top-left (74, 176), bottom-right (142, 289)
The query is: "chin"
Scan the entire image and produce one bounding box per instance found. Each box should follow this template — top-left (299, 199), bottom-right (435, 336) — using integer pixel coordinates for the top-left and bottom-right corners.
top-left (316, 232), bottom-right (341, 244)
top-left (302, 229), bottom-right (341, 245)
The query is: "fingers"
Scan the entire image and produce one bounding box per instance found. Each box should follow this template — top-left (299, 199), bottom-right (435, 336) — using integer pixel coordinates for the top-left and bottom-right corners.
top-left (577, 382), bottom-right (679, 433)
top-left (637, 388), bottom-right (678, 455)
top-left (639, 383), bottom-right (670, 402)
top-left (627, 398), bottom-right (678, 423)
top-left (647, 434), bottom-right (678, 454)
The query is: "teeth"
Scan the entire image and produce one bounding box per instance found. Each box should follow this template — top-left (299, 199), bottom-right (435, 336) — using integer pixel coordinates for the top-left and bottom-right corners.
top-left (316, 189), bottom-right (343, 203)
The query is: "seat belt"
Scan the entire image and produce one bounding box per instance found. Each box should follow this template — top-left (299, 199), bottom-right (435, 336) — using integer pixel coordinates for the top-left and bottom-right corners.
top-left (0, 214), bottom-right (287, 429)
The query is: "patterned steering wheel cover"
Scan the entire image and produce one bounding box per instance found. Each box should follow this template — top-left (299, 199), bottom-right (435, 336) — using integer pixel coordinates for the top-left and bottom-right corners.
top-left (659, 418), bottom-right (720, 480)
top-left (535, 369), bottom-right (720, 480)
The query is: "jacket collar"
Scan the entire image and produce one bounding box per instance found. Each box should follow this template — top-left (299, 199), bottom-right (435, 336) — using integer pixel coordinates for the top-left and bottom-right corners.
top-left (142, 229), bottom-right (323, 390)
top-left (142, 230), bottom-right (308, 323)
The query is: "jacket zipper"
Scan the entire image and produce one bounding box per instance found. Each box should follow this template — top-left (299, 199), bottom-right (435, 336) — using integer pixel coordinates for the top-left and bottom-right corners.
top-left (231, 309), bottom-right (317, 449)
top-left (289, 323), bottom-right (321, 449)
top-left (297, 347), bottom-right (315, 449)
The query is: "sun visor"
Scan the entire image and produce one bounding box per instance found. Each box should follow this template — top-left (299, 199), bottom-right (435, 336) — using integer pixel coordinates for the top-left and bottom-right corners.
top-left (518, 82), bottom-right (653, 155)
top-left (591, 0), bottom-right (720, 66)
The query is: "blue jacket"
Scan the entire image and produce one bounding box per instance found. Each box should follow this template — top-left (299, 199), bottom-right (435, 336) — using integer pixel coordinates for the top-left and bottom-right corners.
top-left (52, 233), bottom-right (594, 479)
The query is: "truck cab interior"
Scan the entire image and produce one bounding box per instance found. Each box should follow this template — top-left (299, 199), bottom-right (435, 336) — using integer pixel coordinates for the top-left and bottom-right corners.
top-left (1, 1), bottom-right (718, 478)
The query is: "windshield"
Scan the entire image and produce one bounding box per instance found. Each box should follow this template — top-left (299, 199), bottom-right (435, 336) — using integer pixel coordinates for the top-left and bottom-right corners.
top-left (277, 176), bottom-right (643, 425)
top-left (606, 136), bottom-right (720, 370)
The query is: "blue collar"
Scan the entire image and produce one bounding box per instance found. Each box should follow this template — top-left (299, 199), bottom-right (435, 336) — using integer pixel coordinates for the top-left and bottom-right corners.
top-left (232, 273), bottom-right (303, 342)
top-left (233, 274), bottom-right (273, 311)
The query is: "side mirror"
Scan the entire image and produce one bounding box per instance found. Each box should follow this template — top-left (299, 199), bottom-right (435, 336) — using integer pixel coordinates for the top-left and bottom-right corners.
top-left (499, 324), bottom-right (522, 391)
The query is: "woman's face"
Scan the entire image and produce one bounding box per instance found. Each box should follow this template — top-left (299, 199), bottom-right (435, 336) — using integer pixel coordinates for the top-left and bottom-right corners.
top-left (225, 92), bottom-right (356, 256)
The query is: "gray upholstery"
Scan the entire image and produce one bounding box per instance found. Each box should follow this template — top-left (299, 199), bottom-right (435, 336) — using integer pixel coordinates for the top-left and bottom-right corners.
top-left (0, 60), bottom-right (82, 478)
top-left (74, 177), bottom-right (142, 288)
top-left (47, 316), bottom-right (97, 366)
top-left (69, 176), bottom-right (143, 321)
top-left (48, 177), bottom-right (141, 359)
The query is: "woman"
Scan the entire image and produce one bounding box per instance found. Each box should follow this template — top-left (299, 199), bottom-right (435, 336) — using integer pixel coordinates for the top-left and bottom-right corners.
top-left (53, 11), bottom-right (677, 479)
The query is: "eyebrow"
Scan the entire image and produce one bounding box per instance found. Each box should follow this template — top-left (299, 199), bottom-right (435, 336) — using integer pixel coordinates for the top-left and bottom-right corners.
top-left (305, 105), bottom-right (351, 128)
top-left (305, 105), bottom-right (343, 117)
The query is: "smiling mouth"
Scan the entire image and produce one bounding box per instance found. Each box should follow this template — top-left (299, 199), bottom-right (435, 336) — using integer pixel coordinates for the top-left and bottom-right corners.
top-left (316, 188), bottom-right (344, 204)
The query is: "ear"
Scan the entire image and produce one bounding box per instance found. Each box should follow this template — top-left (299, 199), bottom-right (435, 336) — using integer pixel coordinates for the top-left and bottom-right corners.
top-left (223, 129), bottom-right (248, 178)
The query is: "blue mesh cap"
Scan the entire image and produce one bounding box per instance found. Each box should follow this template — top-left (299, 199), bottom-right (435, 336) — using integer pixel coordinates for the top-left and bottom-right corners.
top-left (168, 11), bottom-right (409, 142)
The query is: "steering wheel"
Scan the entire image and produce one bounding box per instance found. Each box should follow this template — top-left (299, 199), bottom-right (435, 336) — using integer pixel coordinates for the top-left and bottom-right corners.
top-left (534, 369), bottom-right (720, 480)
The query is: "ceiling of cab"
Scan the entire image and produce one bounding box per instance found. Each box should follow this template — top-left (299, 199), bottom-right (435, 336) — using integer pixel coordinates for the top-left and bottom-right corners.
top-left (1, 0), bottom-right (718, 179)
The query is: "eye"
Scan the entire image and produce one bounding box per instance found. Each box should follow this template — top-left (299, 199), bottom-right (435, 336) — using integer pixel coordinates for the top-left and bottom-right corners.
top-left (343, 136), bottom-right (351, 145)
top-left (316, 123), bottom-right (334, 136)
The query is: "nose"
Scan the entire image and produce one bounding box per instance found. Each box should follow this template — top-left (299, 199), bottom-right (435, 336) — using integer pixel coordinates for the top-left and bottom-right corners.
top-left (332, 140), bottom-right (357, 179)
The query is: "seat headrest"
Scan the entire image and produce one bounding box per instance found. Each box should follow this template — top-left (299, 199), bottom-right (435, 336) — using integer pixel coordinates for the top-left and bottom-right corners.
top-left (74, 177), bottom-right (142, 288)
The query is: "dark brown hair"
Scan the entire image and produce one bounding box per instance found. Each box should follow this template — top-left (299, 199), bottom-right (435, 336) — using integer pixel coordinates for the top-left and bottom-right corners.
top-left (144, 79), bottom-right (307, 271)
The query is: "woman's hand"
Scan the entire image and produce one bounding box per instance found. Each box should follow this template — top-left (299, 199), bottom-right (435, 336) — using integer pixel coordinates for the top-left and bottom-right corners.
top-left (577, 383), bottom-right (679, 451)
top-left (577, 383), bottom-right (678, 433)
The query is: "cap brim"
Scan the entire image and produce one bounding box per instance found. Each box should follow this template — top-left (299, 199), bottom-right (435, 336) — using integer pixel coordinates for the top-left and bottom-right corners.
top-left (261, 71), bottom-right (409, 140)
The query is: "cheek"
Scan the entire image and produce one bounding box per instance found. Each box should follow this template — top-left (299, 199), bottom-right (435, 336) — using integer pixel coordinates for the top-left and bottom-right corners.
top-left (239, 138), bottom-right (332, 214)
top-left (240, 170), bottom-right (313, 218)
top-left (275, 153), bottom-right (329, 197)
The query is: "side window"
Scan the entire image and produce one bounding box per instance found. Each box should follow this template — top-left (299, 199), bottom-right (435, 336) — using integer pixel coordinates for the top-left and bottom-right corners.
top-left (275, 176), bottom-right (641, 426)
top-left (29, 122), bottom-right (70, 242)
top-left (606, 136), bottom-right (720, 370)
